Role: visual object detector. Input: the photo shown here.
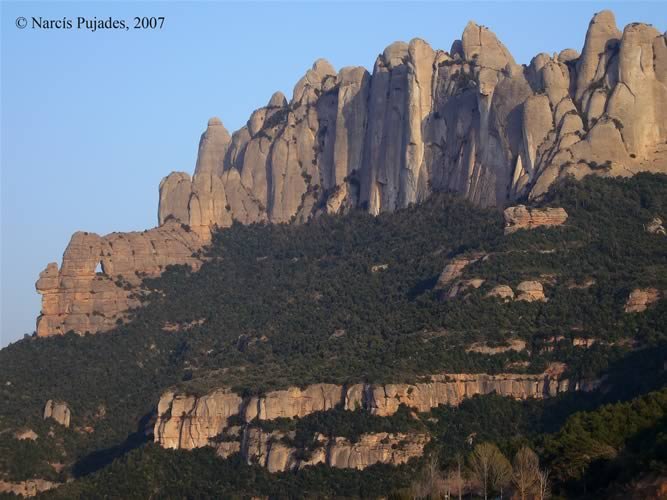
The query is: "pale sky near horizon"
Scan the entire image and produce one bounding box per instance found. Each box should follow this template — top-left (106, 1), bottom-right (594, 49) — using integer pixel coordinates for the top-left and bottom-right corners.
top-left (1, 1), bottom-right (664, 347)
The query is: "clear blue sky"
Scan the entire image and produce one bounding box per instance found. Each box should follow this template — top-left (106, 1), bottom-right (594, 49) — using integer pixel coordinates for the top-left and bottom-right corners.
top-left (1, 1), bottom-right (663, 347)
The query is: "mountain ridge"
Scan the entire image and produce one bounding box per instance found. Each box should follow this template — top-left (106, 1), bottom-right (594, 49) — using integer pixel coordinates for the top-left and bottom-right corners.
top-left (34, 10), bottom-right (667, 338)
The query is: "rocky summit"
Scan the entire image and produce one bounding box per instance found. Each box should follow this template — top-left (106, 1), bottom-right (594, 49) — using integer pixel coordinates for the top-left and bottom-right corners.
top-left (34, 10), bottom-right (667, 338)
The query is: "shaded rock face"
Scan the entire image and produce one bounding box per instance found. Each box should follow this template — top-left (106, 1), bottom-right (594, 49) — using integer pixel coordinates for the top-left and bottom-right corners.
top-left (624, 288), bottom-right (661, 313)
top-left (217, 428), bottom-right (428, 473)
top-left (504, 205), bottom-right (568, 234)
top-left (154, 369), bottom-right (595, 450)
top-left (435, 253), bottom-right (487, 299)
top-left (446, 278), bottom-right (485, 299)
top-left (43, 400), bottom-right (71, 428)
top-left (435, 253), bottom-right (485, 290)
top-left (35, 222), bottom-right (203, 336)
top-left (38, 11), bottom-right (666, 336)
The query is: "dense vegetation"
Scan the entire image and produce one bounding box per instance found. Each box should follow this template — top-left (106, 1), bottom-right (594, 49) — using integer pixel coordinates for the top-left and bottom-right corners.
top-left (0, 173), bottom-right (665, 496)
top-left (25, 388), bottom-right (667, 499)
top-left (35, 447), bottom-right (419, 500)
top-left (544, 387), bottom-right (667, 496)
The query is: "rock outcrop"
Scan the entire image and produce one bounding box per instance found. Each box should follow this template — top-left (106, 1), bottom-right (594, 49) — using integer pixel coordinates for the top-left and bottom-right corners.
top-left (467, 339), bottom-right (526, 354)
top-left (218, 428), bottom-right (428, 472)
top-left (504, 206), bottom-right (568, 234)
top-left (624, 288), bottom-right (661, 313)
top-left (35, 221), bottom-right (203, 336)
top-left (0, 480), bottom-right (59, 498)
top-left (155, 368), bottom-right (596, 450)
top-left (486, 281), bottom-right (546, 302)
top-left (327, 432), bottom-right (429, 470)
top-left (154, 389), bottom-right (243, 449)
top-left (37, 11), bottom-right (667, 335)
top-left (487, 285), bottom-right (515, 300)
top-left (446, 278), bottom-right (485, 299)
top-left (243, 384), bottom-right (342, 422)
top-left (435, 254), bottom-right (485, 290)
top-left (646, 217), bottom-right (666, 235)
top-left (516, 281), bottom-right (547, 302)
top-left (43, 400), bottom-right (71, 428)
top-left (14, 429), bottom-right (38, 441)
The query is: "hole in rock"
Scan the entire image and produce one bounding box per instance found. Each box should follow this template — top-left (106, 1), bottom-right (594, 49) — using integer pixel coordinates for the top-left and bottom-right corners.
top-left (95, 261), bottom-right (105, 275)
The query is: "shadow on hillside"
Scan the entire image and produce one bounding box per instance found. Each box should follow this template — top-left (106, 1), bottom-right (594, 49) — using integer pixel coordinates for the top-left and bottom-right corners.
top-left (72, 411), bottom-right (154, 478)
top-left (407, 274), bottom-right (440, 300)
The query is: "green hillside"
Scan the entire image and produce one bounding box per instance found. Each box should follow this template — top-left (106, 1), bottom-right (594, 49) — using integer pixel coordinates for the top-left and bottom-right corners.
top-left (0, 173), bottom-right (666, 498)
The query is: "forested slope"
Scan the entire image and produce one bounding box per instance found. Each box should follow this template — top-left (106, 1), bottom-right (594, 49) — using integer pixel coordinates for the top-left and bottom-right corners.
top-left (1, 174), bottom-right (666, 498)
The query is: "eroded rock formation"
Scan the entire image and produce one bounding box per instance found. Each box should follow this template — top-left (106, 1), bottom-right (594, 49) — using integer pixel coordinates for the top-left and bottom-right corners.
top-left (0, 480), bottom-right (59, 498)
top-left (487, 285), bottom-right (515, 300)
top-left (37, 11), bottom-right (666, 335)
top-left (446, 278), bottom-right (485, 298)
top-left (215, 428), bottom-right (428, 472)
top-left (154, 389), bottom-right (243, 449)
top-left (158, 10), bottom-right (666, 232)
top-left (467, 339), bottom-right (527, 354)
top-left (327, 432), bottom-right (429, 470)
top-left (485, 281), bottom-right (547, 302)
top-left (43, 400), bottom-right (71, 428)
top-left (624, 288), bottom-right (661, 313)
top-left (504, 206), bottom-right (569, 234)
top-left (646, 217), bottom-right (666, 235)
top-left (154, 368), bottom-right (597, 450)
top-left (435, 253), bottom-right (485, 290)
top-left (516, 281), bottom-right (547, 302)
top-left (35, 221), bottom-right (203, 336)
top-left (14, 429), bottom-right (38, 441)
top-left (243, 384), bottom-right (342, 422)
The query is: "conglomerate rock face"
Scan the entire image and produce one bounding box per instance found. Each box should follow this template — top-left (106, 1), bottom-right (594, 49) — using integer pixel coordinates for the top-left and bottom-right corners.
top-left (223, 428), bottom-right (430, 472)
top-left (36, 11), bottom-right (667, 336)
top-left (158, 10), bottom-right (666, 228)
top-left (154, 368), bottom-right (600, 455)
top-left (35, 221), bottom-right (203, 336)
top-left (43, 400), bottom-right (71, 428)
top-left (504, 205), bottom-right (569, 234)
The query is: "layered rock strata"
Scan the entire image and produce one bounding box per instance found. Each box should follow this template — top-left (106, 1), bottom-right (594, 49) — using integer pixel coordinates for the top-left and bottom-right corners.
top-left (38, 11), bottom-right (667, 335)
top-left (504, 206), bottom-right (568, 234)
top-left (154, 369), bottom-right (596, 450)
